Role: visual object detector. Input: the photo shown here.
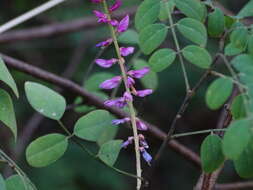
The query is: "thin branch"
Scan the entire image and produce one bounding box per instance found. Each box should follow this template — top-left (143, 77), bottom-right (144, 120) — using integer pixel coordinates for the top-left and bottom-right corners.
top-left (0, 7), bottom-right (137, 44)
top-left (215, 182), bottom-right (253, 190)
top-left (0, 0), bottom-right (67, 34)
top-left (0, 53), bottom-right (201, 169)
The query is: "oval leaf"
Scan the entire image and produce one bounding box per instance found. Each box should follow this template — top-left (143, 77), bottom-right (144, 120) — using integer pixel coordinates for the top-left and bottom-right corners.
top-left (133, 59), bottom-right (158, 90)
top-left (139, 24), bottom-right (168, 55)
top-left (177, 18), bottom-right (207, 46)
top-left (230, 27), bottom-right (248, 51)
top-left (158, 0), bottom-right (175, 21)
top-left (222, 119), bottom-right (252, 160)
top-left (25, 82), bottom-right (66, 120)
top-left (0, 57), bottom-right (19, 98)
top-left (174, 0), bottom-right (206, 22)
top-left (0, 174), bottom-right (6, 190)
top-left (231, 94), bottom-right (247, 120)
top-left (5, 175), bottom-right (27, 190)
top-left (237, 0), bottom-right (253, 19)
top-left (208, 8), bottom-right (225, 37)
top-left (234, 144), bottom-right (253, 178)
top-left (26, 133), bottom-right (68, 167)
top-left (148, 48), bottom-right (176, 72)
top-left (0, 89), bottom-right (17, 140)
top-left (74, 110), bottom-right (113, 142)
top-left (201, 134), bottom-right (225, 173)
top-left (182, 45), bottom-right (212, 69)
top-left (98, 140), bottom-right (123, 166)
top-left (118, 30), bottom-right (139, 45)
top-left (205, 78), bottom-right (233, 110)
top-left (135, 0), bottom-right (160, 31)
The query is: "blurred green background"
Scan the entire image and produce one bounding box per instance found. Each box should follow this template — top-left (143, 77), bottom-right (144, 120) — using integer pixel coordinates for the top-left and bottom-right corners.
top-left (0, 0), bottom-right (251, 189)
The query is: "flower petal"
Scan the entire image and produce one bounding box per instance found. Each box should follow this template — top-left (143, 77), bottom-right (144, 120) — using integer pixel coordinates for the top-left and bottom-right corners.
top-left (117, 15), bottom-right (129, 33)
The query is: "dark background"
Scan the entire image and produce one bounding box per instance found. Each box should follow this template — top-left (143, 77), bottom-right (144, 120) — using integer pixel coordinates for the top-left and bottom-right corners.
top-left (0, 0), bottom-right (251, 189)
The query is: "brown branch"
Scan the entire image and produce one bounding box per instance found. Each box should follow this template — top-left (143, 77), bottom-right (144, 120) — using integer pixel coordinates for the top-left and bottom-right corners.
top-left (0, 53), bottom-right (201, 168)
top-left (215, 182), bottom-right (253, 190)
top-left (0, 7), bottom-right (137, 44)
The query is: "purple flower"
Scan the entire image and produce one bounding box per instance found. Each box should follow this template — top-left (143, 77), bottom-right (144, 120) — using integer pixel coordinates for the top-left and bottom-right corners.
top-left (139, 134), bottom-right (149, 149)
top-left (127, 76), bottom-right (135, 87)
top-left (140, 147), bottom-right (152, 165)
top-left (123, 91), bottom-right (133, 102)
top-left (91, 0), bottom-right (103, 3)
top-left (120, 47), bottom-right (135, 56)
top-left (121, 136), bottom-right (134, 148)
top-left (112, 117), bottom-right (130, 125)
top-left (95, 58), bottom-right (118, 68)
top-left (109, 0), bottom-right (122, 12)
top-left (135, 89), bottom-right (153, 97)
top-left (100, 76), bottom-right (122, 89)
top-left (96, 38), bottom-right (113, 47)
top-left (104, 97), bottom-right (127, 108)
top-left (136, 119), bottom-right (148, 131)
top-left (117, 15), bottom-right (129, 33)
top-left (93, 10), bottom-right (108, 23)
top-left (109, 19), bottom-right (119, 26)
top-left (128, 67), bottom-right (150, 79)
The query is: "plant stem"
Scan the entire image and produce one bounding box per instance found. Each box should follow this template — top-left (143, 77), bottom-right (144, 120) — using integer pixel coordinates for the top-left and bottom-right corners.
top-left (102, 1), bottom-right (142, 189)
top-left (172, 129), bottom-right (226, 139)
top-left (165, 0), bottom-right (190, 92)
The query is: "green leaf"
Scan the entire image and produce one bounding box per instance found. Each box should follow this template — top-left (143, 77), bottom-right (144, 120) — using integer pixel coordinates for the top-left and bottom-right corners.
top-left (225, 16), bottom-right (236, 29)
top-left (247, 34), bottom-right (253, 55)
top-left (158, 0), bottom-right (175, 21)
top-left (118, 30), bottom-right (139, 45)
top-left (230, 27), bottom-right (248, 51)
top-left (177, 18), bottom-right (207, 47)
top-left (26, 133), bottom-right (68, 167)
top-left (174, 0), bottom-right (206, 22)
top-left (237, 0), bottom-right (253, 19)
top-left (208, 8), bottom-right (225, 37)
top-left (0, 174), bottom-right (6, 190)
top-left (231, 54), bottom-right (253, 76)
top-left (139, 24), bottom-right (168, 55)
top-left (98, 140), bottom-right (122, 166)
top-left (231, 94), bottom-right (247, 120)
top-left (97, 124), bottom-right (118, 147)
top-left (222, 119), bottom-right (252, 160)
top-left (234, 143), bottom-right (253, 178)
top-left (148, 48), bottom-right (176, 72)
top-left (6, 175), bottom-right (27, 190)
top-left (85, 72), bottom-right (115, 91)
top-left (135, 0), bottom-right (160, 31)
top-left (201, 134), bottom-right (225, 173)
top-left (205, 78), bottom-right (233, 110)
top-left (225, 43), bottom-right (244, 56)
top-left (0, 89), bottom-right (17, 140)
top-left (133, 59), bottom-right (158, 90)
top-left (182, 45), bottom-right (212, 69)
top-left (74, 110), bottom-right (113, 142)
top-left (0, 57), bottom-right (19, 98)
top-left (25, 82), bottom-right (66, 120)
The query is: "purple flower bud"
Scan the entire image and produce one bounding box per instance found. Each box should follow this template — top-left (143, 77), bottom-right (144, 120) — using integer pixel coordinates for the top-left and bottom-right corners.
top-left (139, 134), bottom-right (149, 149)
top-left (127, 76), bottom-right (135, 87)
top-left (140, 148), bottom-right (152, 165)
top-left (123, 91), bottom-right (133, 102)
top-left (95, 58), bottom-right (118, 68)
top-left (121, 136), bottom-right (134, 148)
top-left (112, 117), bottom-right (130, 125)
top-left (109, 19), bottom-right (119, 26)
top-left (109, 0), bottom-right (122, 12)
top-left (135, 89), bottom-right (153, 97)
top-left (93, 10), bottom-right (109, 23)
top-left (99, 76), bottom-right (122, 89)
top-left (136, 120), bottom-right (148, 131)
top-left (128, 67), bottom-right (150, 79)
top-left (96, 38), bottom-right (113, 47)
top-left (91, 0), bottom-right (103, 3)
top-left (117, 15), bottom-right (129, 33)
top-left (120, 47), bottom-right (135, 57)
top-left (104, 97), bottom-right (127, 108)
